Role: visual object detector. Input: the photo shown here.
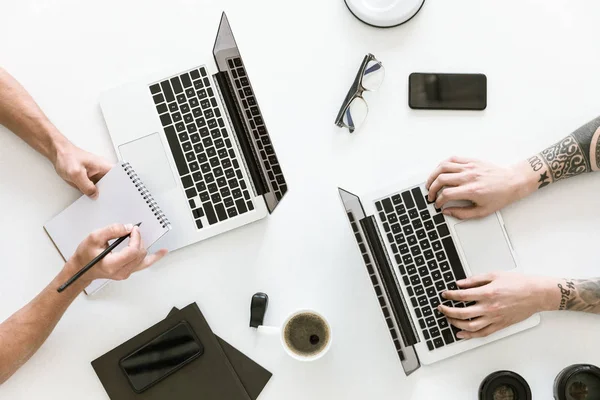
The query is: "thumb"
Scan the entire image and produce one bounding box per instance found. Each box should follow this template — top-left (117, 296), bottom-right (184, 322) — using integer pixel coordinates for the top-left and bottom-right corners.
top-left (90, 223), bottom-right (134, 245)
top-left (456, 273), bottom-right (495, 289)
top-left (73, 169), bottom-right (98, 198)
top-left (443, 206), bottom-right (483, 220)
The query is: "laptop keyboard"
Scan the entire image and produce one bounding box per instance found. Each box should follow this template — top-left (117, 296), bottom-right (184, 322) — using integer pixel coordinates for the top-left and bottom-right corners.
top-left (227, 57), bottom-right (287, 201)
top-left (150, 67), bottom-right (254, 230)
top-left (375, 187), bottom-right (471, 351)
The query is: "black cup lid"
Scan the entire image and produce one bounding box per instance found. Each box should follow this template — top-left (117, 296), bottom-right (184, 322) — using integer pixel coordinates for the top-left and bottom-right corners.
top-left (479, 370), bottom-right (532, 400)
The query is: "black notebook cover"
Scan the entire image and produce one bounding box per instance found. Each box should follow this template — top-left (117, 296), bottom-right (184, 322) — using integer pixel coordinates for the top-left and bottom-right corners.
top-left (167, 307), bottom-right (272, 400)
top-left (91, 303), bottom-right (250, 400)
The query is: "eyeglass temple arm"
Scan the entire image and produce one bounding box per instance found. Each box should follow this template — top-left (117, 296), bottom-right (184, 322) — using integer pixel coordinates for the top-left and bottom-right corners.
top-left (335, 54), bottom-right (376, 126)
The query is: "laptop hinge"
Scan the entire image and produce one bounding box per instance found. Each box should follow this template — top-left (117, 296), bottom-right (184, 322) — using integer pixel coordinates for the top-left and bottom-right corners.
top-left (213, 71), bottom-right (267, 197)
top-left (360, 216), bottom-right (419, 347)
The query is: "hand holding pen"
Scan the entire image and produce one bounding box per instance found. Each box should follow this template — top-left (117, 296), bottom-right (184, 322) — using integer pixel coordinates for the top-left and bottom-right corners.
top-left (58, 223), bottom-right (168, 292)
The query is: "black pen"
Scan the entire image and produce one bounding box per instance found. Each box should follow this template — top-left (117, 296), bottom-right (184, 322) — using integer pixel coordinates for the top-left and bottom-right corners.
top-left (57, 222), bottom-right (142, 293)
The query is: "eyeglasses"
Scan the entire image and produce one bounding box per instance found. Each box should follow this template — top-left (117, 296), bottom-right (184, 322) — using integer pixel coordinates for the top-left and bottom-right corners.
top-left (335, 53), bottom-right (385, 133)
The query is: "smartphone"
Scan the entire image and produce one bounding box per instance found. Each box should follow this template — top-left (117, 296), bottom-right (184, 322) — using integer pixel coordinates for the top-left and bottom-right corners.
top-left (408, 73), bottom-right (487, 110)
top-left (119, 321), bottom-right (204, 393)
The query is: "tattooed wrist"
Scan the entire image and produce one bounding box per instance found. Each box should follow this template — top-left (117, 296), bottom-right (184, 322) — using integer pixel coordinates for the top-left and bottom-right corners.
top-left (557, 280), bottom-right (576, 310)
top-left (557, 278), bottom-right (600, 314)
top-left (527, 155), bottom-right (544, 172)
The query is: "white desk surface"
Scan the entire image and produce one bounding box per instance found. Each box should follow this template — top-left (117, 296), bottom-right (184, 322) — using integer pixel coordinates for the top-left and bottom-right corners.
top-left (1, 1), bottom-right (600, 398)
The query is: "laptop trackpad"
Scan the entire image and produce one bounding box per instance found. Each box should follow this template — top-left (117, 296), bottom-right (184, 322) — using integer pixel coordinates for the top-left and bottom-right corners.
top-left (119, 133), bottom-right (176, 194)
top-left (454, 215), bottom-right (516, 276)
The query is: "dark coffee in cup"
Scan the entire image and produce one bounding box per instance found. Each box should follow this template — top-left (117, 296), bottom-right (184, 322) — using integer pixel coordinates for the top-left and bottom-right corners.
top-left (283, 312), bottom-right (330, 358)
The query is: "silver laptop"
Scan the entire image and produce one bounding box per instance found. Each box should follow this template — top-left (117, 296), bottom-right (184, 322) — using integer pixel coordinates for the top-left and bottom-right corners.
top-left (99, 13), bottom-right (287, 252)
top-left (338, 184), bottom-right (540, 374)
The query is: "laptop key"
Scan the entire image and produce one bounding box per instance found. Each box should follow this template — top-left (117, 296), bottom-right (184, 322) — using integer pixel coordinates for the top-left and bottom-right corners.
top-left (443, 272), bottom-right (454, 282)
top-left (414, 285), bottom-right (424, 296)
top-left (181, 175), bottom-right (193, 188)
top-left (403, 225), bottom-right (414, 235)
top-left (419, 319), bottom-right (426, 329)
top-left (437, 223), bottom-right (450, 238)
top-left (185, 187), bottom-right (196, 198)
top-left (433, 214), bottom-right (445, 225)
top-left (441, 328), bottom-right (454, 344)
top-left (214, 203), bottom-right (227, 221)
top-left (422, 276), bottom-right (433, 287)
top-left (424, 220), bottom-right (435, 231)
top-left (426, 316), bottom-right (436, 328)
top-left (442, 237), bottom-right (466, 280)
top-left (236, 198), bottom-right (248, 213)
top-left (382, 198), bottom-right (393, 213)
top-left (426, 287), bottom-right (437, 298)
top-left (419, 296), bottom-right (428, 307)
top-left (439, 318), bottom-right (449, 329)
top-left (399, 214), bottom-right (410, 225)
top-left (401, 191), bottom-right (415, 209)
top-left (430, 327), bottom-right (440, 338)
top-left (435, 281), bottom-right (445, 292)
top-left (422, 307), bottom-right (432, 317)
top-left (410, 275), bottom-right (420, 286)
top-left (160, 81), bottom-right (175, 102)
top-left (412, 187), bottom-right (427, 210)
top-left (427, 340), bottom-right (434, 351)
top-left (418, 266), bottom-right (428, 277)
top-left (415, 256), bottom-right (425, 266)
top-left (424, 250), bottom-right (434, 260)
top-left (406, 264), bottom-right (417, 275)
top-left (164, 126), bottom-right (189, 175)
top-left (435, 251), bottom-right (446, 262)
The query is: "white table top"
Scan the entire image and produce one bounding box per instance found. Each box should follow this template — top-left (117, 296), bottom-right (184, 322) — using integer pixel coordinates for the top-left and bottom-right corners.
top-left (1, 0), bottom-right (600, 398)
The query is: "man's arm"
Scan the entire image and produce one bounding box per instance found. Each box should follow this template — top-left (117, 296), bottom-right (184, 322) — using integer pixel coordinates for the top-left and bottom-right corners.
top-left (558, 278), bottom-right (600, 313)
top-left (0, 67), bottom-right (111, 197)
top-left (527, 115), bottom-right (600, 187)
top-left (425, 116), bottom-right (600, 220)
top-left (0, 264), bottom-right (92, 384)
top-left (0, 224), bottom-right (167, 384)
top-left (437, 273), bottom-right (600, 339)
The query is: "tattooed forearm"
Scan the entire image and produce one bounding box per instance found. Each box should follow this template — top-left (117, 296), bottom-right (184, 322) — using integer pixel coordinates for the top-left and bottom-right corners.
top-left (540, 135), bottom-right (589, 181)
top-left (592, 126), bottom-right (600, 171)
top-left (526, 116), bottom-right (600, 188)
top-left (557, 278), bottom-right (600, 313)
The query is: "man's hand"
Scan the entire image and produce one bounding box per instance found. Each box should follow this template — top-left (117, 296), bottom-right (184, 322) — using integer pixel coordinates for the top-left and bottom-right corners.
top-left (425, 157), bottom-right (532, 220)
top-left (66, 223), bottom-right (168, 283)
top-left (52, 142), bottom-right (112, 199)
top-left (438, 272), bottom-right (558, 339)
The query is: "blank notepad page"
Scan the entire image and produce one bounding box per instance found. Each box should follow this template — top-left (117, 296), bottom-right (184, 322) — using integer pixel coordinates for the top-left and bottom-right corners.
top-left (44, 162), bottom-right (171, 294)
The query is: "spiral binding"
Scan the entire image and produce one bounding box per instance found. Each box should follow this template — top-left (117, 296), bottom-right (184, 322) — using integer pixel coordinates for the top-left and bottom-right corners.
top-left (122, 162), bottom-right (171, 229)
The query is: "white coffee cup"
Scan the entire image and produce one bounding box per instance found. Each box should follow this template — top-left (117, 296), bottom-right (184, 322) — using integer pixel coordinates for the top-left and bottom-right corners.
top-left (258, 309), bottom-right (332, 362)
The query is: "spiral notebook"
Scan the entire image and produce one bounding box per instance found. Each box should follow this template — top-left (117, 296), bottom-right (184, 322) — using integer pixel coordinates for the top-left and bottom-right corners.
top-left (44, 162), bottom-right (171, 295)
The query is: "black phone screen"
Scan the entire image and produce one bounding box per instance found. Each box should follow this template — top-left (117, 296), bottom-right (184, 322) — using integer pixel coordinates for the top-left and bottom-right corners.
top-left (409, 73), bottom-right (487, 110)
top-left (120, 321), bottom-right (204, 393)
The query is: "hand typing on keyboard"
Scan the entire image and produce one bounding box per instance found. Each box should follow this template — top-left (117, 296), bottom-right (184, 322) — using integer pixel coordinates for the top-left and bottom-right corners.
top-left (438, 271), bottom-right (559, 339)
top-left (425, 156), bottom-right (536, 220)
